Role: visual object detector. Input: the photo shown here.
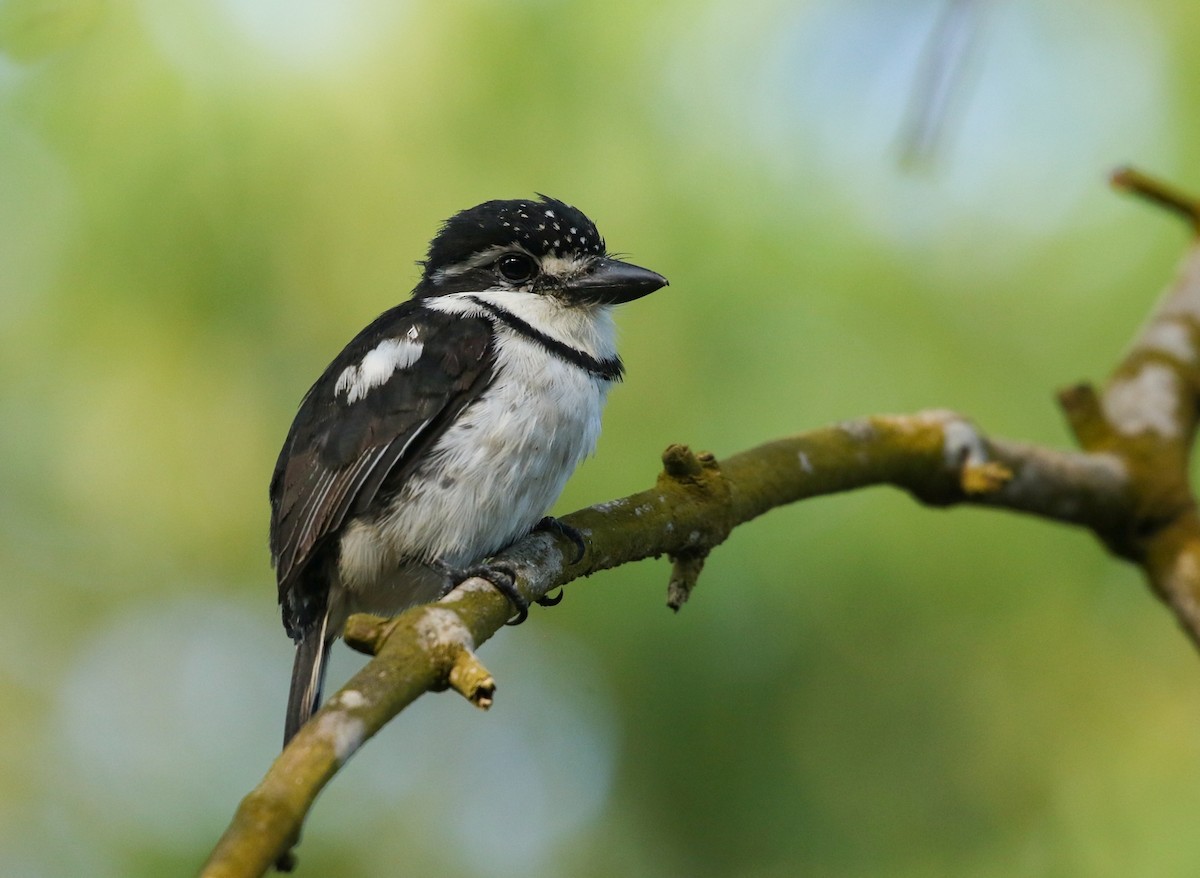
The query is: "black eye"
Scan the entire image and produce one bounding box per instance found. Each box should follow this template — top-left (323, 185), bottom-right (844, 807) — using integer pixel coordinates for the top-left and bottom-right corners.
top-left (496, 253), bottom-right (538, 284)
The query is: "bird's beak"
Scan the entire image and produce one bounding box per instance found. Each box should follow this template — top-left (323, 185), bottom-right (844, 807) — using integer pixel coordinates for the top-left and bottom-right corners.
top-left (563, 257), bottom-right (669, 305)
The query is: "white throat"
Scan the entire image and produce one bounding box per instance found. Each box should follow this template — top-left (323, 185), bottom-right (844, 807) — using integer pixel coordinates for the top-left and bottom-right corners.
top-left (423, 290), bottom-right (618, 362)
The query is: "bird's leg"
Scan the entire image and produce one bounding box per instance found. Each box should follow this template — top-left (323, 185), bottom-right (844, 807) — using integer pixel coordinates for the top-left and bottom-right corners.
top-left (437, 560), bottom-right (529, 625)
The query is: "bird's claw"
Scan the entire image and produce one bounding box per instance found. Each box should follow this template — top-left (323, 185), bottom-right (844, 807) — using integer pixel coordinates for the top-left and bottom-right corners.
top-left (536, 589), bottom-right (564, 607)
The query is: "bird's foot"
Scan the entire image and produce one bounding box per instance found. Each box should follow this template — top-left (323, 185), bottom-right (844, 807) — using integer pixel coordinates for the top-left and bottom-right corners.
top-left (530, 516), bottom-right (585, 609)
top-left (533, 516), bottom-right (586, 565)
top-left (439, 560), bottom-right (529, 625)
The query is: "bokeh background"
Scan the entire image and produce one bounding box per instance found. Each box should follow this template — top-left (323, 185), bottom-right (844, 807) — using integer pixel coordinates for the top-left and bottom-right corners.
top-left (3, 0), bottom-right (1200, 875)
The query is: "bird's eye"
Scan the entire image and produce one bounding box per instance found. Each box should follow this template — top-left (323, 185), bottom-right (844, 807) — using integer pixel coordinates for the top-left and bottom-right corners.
top-left (496, 253), bottom-right (538, 284)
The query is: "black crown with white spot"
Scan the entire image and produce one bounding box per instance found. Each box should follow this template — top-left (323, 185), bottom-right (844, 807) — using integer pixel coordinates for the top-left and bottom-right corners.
top-left (421, 195), bottom-right (605, 282)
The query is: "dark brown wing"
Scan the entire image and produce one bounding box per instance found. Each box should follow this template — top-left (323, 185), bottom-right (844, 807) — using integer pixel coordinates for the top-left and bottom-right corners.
top-left (269, 301), bottom-right (495, 638)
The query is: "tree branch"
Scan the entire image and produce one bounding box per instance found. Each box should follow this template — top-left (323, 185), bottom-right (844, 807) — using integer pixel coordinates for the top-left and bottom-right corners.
top-left (199, 167), bottom-right (1200, 878)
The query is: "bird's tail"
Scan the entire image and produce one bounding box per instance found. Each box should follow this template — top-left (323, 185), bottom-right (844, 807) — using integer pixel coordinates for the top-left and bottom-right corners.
top-left (283, 610), bottom-right (332, 747)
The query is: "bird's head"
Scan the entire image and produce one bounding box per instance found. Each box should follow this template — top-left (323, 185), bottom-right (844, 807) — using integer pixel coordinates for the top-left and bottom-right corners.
top-left (416, 195), bottom-right (667, 306)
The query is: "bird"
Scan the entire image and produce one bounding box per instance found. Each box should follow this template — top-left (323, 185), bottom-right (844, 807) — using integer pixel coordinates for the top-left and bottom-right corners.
top-left (270, 195), bottom-right (668, 745)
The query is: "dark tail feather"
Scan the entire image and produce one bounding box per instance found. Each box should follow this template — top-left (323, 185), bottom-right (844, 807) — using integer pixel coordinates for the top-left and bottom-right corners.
top-left (284, 611), bottom-right (331, 747)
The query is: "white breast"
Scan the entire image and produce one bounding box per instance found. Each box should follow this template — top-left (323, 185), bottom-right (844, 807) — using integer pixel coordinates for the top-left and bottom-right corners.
top-left (337, 292), bottom-right (617, 600)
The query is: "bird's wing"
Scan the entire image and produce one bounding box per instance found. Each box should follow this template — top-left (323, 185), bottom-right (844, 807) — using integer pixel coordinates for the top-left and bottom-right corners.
top-left (269, 301), bottom-right (495, 637)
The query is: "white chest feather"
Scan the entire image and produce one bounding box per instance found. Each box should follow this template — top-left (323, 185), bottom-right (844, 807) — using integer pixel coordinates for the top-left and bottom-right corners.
top-left (337, 293), bottom-right (617, 598)
top-left (384, 331), bottom-right (609, 562)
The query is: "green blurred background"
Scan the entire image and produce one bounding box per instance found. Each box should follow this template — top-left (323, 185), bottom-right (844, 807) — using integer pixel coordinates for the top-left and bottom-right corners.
top-left (3, 0), bottom-right (1200, 875)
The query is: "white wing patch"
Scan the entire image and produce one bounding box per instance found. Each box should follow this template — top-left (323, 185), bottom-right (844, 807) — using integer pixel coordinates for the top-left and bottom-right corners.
top-left (335, 329), bottom-right (423, 403)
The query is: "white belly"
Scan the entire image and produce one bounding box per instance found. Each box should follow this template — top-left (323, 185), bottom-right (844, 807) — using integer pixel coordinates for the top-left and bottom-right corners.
top-left (336, 328), bottom-right (612, 606)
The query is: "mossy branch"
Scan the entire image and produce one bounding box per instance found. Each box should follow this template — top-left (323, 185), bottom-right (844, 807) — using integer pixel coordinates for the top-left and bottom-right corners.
top-left (200, 167), bottom-right (1200, 878)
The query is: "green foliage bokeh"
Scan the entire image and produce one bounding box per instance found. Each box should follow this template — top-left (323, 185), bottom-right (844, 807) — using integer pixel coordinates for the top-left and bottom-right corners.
top-left (3, 1), bottom-right (1200, 876)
